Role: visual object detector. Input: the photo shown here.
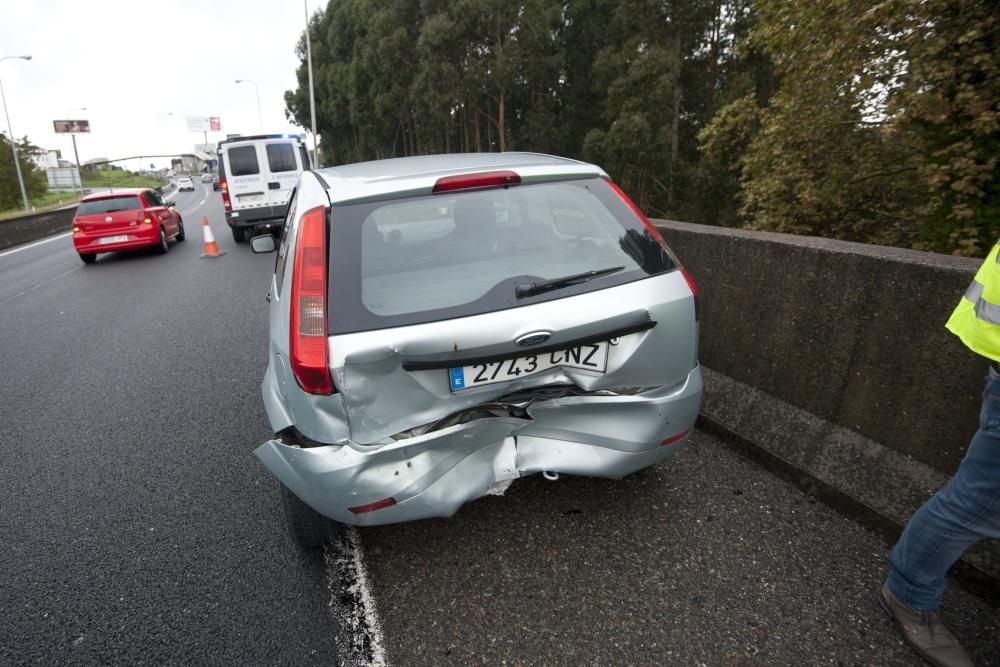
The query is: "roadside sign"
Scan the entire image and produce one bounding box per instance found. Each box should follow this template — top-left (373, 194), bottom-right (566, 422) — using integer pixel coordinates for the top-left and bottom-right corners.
top-left (53, 119), bottom-right (90, 133)
top-left (186, 116), bottom-right (223, 132)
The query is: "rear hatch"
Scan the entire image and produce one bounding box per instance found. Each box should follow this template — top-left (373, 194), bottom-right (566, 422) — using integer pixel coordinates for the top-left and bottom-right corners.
top-left (224, 140), bottom-right (303, 218)
top-left (74, 195), bottom-right (145, 234)
top-left (326, 175), bottom-right (698, 444)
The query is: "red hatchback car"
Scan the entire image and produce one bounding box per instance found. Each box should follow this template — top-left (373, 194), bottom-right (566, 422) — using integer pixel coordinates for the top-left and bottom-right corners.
top-left (72, 188), bottom-right (184, 264)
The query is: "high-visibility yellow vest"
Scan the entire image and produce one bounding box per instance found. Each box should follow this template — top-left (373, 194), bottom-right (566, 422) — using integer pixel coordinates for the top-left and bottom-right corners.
top-left (946, 242), bottom-right (1000, 362)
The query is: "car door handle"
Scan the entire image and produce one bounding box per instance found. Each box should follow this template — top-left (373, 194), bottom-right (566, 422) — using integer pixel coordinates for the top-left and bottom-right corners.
top-left (268, 182), bottom-right (280, 190)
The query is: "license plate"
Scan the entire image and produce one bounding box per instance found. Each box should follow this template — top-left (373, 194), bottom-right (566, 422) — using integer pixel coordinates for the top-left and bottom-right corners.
top-left (98, 235), bottom-right (129, 244)
top-left (236, 193), bottom-right (264, 203)
top-left (449, 342), bottom-right (609, 391)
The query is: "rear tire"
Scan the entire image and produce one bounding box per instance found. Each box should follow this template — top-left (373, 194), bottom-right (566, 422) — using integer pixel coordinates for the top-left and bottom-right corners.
top-left (156, 227), bottom-right (168, 254)
top-left (280, 482), bottom-right (340, 550)
top-left (175, 219), bottom-right (185, 241)
top-left (232, 226), bottom-right (247, 243)
top-left (79, 253), bottom-right (96, 264)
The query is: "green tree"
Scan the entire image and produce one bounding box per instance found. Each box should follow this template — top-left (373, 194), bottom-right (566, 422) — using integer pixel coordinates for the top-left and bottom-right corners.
top-left (0, 135), bottom-right (47, 210)
top-left (701, 0), bottom-right (999, 255)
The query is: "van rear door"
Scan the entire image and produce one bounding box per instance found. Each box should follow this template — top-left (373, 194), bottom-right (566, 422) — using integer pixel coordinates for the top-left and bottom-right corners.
top-left (225, 143), bottom-right (267, 215)
top-left (262, 140), bottom-right (303, 211)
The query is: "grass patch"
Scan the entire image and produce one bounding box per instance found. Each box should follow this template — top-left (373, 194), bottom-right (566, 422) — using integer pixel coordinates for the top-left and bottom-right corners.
top-left (81, 171), bottom-right (163, 188)
top-left (0, 191), bottom-right (81, 221)
top-left (0, 171), bottom-right (166, 220)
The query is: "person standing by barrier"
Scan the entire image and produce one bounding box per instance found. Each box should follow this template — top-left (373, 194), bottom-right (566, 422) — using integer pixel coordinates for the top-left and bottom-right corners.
top-left (880, 243), bottom-right (1000, 667)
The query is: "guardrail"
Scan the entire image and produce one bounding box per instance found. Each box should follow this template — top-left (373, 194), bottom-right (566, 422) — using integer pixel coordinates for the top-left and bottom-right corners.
top-left (655, 219), bottom-right (998, 597)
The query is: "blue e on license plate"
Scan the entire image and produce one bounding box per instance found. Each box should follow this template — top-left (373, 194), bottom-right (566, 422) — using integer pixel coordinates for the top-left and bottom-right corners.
top-left (449, 342), bottom-right (609, 391)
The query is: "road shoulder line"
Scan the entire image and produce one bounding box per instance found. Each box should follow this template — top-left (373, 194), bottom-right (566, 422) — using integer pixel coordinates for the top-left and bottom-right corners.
top-left (326, 528), bottom-right (388, 667)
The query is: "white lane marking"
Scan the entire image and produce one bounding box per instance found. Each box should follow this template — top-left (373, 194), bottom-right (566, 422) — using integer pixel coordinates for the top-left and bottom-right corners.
top-left (327, 527), bottom-right (388, 667)
top-left (173, 185), bottom-right (212, 217)
top-left (0, 231), bottom-right (73, 259)
top-left (0, 264), bottom-right (82, 306)
top-left (191, 185), bottom-right (210, 212)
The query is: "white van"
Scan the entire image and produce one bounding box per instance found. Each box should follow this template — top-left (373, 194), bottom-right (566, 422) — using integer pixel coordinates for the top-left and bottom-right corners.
top-left (217, 134), bottom-right (312, 242)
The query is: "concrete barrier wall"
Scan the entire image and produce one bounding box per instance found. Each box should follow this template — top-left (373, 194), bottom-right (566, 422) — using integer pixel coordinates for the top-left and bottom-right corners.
top-left (654, 220), bottom-right (1000, 592)
top-left (655, 219), bottom-right (983, 474)
top-left (0, 207), bottom-right (75, 252)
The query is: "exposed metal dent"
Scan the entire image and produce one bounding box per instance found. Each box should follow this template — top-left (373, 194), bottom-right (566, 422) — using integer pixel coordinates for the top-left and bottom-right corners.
top-left (520, 367), bottom-right (702, 453)
top-left (255, 366), bottom-right (702, 527)
top-left (256, 417), bottom-right (527, 525)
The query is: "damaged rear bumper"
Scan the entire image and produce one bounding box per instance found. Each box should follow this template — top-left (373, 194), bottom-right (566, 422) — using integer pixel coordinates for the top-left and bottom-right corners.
top-left (255, 366), bottom-right (702, 526)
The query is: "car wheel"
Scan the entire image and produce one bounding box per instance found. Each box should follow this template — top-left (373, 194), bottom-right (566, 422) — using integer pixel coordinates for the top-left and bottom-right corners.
top-left (232, 227), bottom-right (247, 243)
top-left (176, 219), bottom-right (185, 241)
top-left (79, 253), bottom-right (96, 264)
top-left (156, 227), bottom-right (168, 254)
top-left (279, 482), bottom-right (340, 550)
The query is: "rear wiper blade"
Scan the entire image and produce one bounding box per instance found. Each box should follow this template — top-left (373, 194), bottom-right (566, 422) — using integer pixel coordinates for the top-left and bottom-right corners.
top-left (515, 266), bottom-right (625, 299)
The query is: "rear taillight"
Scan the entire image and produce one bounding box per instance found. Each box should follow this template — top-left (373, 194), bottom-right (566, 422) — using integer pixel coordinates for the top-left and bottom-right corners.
top-left (432, 170), bottom-right (521, 193)
top-left (603, 177), bottom-right (699, 319)
top-left (141, 210), bottom-right (155, 225)
top-left (289, 205), bottom-right (332, 395)
top-left (220, 178), bottom-right (231, 212)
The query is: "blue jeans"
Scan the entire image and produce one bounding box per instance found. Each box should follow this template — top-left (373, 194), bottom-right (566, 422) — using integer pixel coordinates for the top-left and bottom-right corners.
top-left (888, 366), bottom-right (1000, 610)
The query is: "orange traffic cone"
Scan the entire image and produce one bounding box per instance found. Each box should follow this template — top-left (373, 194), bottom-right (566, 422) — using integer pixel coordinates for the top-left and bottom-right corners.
top-left (199, 216), bottom-right (225, 258)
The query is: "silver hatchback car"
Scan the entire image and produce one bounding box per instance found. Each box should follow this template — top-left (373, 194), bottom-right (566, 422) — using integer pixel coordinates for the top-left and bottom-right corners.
top-left (252, 153), bottom-right (702, 548)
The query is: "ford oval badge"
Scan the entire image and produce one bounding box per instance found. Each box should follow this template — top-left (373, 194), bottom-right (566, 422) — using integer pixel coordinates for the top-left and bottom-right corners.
top-left (516, 331), bottom-right (551, 347)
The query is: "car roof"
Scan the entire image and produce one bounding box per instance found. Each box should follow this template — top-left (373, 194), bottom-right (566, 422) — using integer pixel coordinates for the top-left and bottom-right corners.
top-left (80, 188), bottom-right (150, 201)
top-left (314, 152), bottom-right (607, 205)
top-left (217, 133), bottom-right (302, 148)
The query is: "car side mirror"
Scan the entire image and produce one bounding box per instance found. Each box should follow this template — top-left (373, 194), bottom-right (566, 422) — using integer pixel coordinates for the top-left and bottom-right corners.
top-left (165, 200), bottom-right (175, 207)
top-left (250, 235), bottom-right (277, 254)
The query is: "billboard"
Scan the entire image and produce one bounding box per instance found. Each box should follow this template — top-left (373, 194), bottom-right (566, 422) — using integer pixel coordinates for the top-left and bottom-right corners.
top-left (53, 119), bottom-right (90, 133)
top-left (186, 116), bottom-right (222, 132)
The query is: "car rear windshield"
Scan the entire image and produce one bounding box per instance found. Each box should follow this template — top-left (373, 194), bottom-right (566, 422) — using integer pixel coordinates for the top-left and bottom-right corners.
top-left (266, 143), bottom-right (297, 173)
top-left (76, 196), bottom-right (143, 215)
top-left (227, 145), bottom-right (259, 176)
top-left (327, 177), bottom-right (676, 333)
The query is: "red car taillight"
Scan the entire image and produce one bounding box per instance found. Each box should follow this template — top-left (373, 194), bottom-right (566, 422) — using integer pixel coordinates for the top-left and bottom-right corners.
top-left (220, 177), bottom-right (232, 212)
top-left (603, 177), bottom-right (699, 318)
top-left (289, 205), bottom-right (332, 395)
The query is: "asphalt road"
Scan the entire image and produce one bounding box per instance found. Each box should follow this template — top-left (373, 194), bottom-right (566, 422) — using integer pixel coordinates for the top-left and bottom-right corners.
top-left (1, 185), bottom-right (997, 666)
top-left (0, 185), bottom-right (340, 665)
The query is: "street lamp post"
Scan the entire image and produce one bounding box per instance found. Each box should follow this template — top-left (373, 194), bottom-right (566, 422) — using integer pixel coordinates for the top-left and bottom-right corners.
top-left (0, 54), bottom-right (32, 210)
top-left (304, 0), bottom-right (319, 167)
top-left (235, 79), bottom-right (263, 134)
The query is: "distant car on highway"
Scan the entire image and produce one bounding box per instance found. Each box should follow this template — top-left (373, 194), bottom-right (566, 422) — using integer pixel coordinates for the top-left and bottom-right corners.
top-left (251, 153), bottom-right (702, 549)
top-left (201, 173), bottom-right (213, 183)
top-left (177, 177), bottom-right (195, 192)
top-left (217, 134), bottom-right (310, 242)
top-left (72, 189), bottom-right (184, 264)
top-left (212, 176), bottom-right (221, 191)
top-left (166, 169), bottom-right (175, 178)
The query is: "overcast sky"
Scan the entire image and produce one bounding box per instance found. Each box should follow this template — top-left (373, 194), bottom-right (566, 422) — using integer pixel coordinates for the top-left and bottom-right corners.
top-left (1, 0), bottom-right (320, 170)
